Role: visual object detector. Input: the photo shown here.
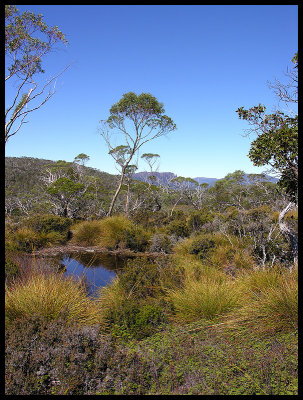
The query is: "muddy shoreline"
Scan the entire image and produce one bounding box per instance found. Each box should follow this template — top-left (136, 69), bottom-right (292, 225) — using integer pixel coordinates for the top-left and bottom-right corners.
top-left (32, 244), bottom-right (167, 259)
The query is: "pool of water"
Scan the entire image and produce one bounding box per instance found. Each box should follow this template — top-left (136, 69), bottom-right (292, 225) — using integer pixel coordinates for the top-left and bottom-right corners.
top-left (60, 252), bottom-right (129, 297)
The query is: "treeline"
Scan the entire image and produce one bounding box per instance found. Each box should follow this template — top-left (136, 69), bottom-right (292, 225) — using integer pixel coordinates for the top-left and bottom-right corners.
top-left (5, 156), bottom-right (297, 269)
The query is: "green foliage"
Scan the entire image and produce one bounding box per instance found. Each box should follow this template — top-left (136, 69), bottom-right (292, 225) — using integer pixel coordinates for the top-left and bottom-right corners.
top-left (107, 92), bottom-right (176, 133)
top-left (236, 267), bottom-right (298, 333)
top-left (187, 236), bottom-right (215, 259)
top-left (236, 53), bottom-right (298, 203)
top-left (118, 257), bottom-right (163, 299)
top-left (98, 215), bottom-right (150, 251)
top-left (5, 256), bottom-right (20, 281)
top-left (5, 5), bottom-right (68, 143)
top-left (187, 209), bottom-right (214, 233)
top-left (71, 220), bottom-right (103, 246)
top-left (149, 233), bottom-right (175, 253)
top-left (164, 219), bottom-right (189, 238)
top-left (167, 270), bottom-right (243, 322)
top-left (71, 216), bottom-right (150, 251)
top-left (5, 314), bottom-right (298, 395)
top-left (7, 215), bottom-right (71, 252)
top-left (110, 299), bottom-right (168, 340)
top-left (47, 177), bottom-right (85, 197)
top-left (24, 214), bottom-right (72, 235)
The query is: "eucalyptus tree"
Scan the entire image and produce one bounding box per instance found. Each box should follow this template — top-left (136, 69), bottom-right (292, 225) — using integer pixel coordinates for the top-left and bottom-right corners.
top-left (123, 164), bottom-right (138, 217)
top-left (73, 153), bottom-right (90, 180)
top-left (5, 5), bottom-right (69, 144)
top-left (100, 92), bottom-right (176, 216)
top-left (236, 53), bottom-right (298, 264)
top-left (141, 153), bottom-right (160, 185)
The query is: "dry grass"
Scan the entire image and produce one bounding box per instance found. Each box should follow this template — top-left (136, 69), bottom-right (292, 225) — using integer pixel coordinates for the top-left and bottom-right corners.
top-left (71, 220), bottom-right (103, 246)
top-left (167, 263), bottom-right (244, 322)
top-left (5, 269), bottom-right (104, 327)
top-left (233, 266), bottom-right (298, 333)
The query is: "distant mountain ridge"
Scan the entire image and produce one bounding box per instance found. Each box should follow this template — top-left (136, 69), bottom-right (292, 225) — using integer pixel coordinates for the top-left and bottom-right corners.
top-left (133, 171), bottom-right (278, 187)
top-left (5, 157), bottom-right (278, 193)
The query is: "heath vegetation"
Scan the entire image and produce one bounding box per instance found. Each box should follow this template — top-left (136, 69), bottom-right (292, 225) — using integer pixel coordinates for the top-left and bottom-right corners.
top-left (5, 9), bottom-right (297, 393)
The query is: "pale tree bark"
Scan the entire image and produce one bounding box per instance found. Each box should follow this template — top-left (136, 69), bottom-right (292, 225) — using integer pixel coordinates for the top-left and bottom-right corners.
top-left (278, 201), bottom-right (298, 266)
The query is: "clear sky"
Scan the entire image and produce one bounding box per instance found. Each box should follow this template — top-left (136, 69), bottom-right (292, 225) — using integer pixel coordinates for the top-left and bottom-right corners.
top-left (5, 5), bottom-right (298, 179)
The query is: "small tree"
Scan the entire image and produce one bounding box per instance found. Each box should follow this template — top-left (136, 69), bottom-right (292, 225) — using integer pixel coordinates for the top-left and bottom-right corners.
top-left (236, 53), bottom-right (298, 265)
top-left (5, 5), bottom-right (69, 144)
top-left (100, 92), bottom-right (176, 216)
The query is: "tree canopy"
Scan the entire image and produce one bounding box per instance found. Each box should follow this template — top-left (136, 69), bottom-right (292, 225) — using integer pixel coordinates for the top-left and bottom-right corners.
top-left (236, 54), bottom-right (298, 204)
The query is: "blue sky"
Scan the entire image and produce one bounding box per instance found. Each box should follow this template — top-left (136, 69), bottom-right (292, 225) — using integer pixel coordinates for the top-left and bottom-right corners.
top-left (5, 5), bottom-right (298, 179)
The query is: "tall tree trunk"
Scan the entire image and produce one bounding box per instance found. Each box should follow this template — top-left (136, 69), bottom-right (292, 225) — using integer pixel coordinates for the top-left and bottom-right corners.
top-left (107, 169), bottom-right (126, 217)
top-left (278, 202), bottom-right (298, 266)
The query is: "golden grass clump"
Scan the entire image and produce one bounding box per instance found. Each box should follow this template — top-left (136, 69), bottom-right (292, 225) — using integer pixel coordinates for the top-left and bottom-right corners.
top-left (71, 220), bottom-right (103, 246)
top-left (5, 271), bottom-right (103, 327)
top-left (96, 277), bottom-right (126, 322)
top-left (97, 215), bottom-right (136, 248)
top-left (234, 267), bottom-right (298, 333)
top-left (71, 215), bottom-right (150, 251)
top-left (167, 262), bottom-right (244, 322)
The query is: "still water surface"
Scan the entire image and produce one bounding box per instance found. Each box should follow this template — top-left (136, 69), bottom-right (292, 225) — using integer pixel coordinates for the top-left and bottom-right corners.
top-left (61, 252), bottom-right (129, 297)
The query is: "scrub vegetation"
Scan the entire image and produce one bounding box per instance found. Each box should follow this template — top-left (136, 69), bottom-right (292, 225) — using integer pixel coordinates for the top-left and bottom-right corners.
top-left (5, 8), bottom-right (297, 392)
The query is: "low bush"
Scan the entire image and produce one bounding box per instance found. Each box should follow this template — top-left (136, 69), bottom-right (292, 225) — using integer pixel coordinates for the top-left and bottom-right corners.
top-left (187, 209), bottom-right (215, 234)
top-left (71, 216), bottom-right (150, 251)
top-left (164, 219), bottom-right (189, 238)
top-left (149, 233), bottom-right (176, 253)
top-left (7, 225), bottom-right (67, 253)
top-left (5, 254), bottom-right (20, 281)
top-left (5, 314), bottom-right (298, 395)
top-left (97, 258), bottom-right (173, 339)
top-left (108, 298), bottom-right (168, 340)
top-left (23, 214), bottom-right (72, 235)
top-left (5, 317), bottom-right (115, 395)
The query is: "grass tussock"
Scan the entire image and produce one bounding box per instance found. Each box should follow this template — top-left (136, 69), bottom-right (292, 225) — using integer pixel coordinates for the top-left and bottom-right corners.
top-left (232, 266), bottom-right (298, 333)
top-left (71, 215), bottom-right (150, 251)
top-left (71, 220), bottom-right (103, 246)
top-left (5, 270), bottom-right (103, 327)
top-left (167, 274), bottom-right (243, 322)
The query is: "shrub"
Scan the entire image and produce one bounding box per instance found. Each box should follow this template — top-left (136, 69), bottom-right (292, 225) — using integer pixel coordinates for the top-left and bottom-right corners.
top-left (118, 257), bottom-right (163, 299)
top-left (5, 271), bottom-right (103, 327)
top-left (23, 214), bottom-right (72, 235)
top-left (13, 227), bottom-right (42, 252)
top-left (71, 217), bottom-right (149, 251)
top-left (5, 317), bottom-right (114, 395)
top-left (188, 236), bottom-right (215, 259)
top-left (122, 226), bottom-right (150, 252)
top-left (97, 258), bottom-right (172, 339)
top-left (149, 233), bottom-right (175, 253)
top-left (164, 220), bottom-right (189, 238)
top-left (187, 210), bottom-right (215, 234)
top-left (14, 227), bottom-right (66, 251)
top-left (109, 298), bottom-right (168, 340)
top-left (5, 255), bottom-right (20, 281)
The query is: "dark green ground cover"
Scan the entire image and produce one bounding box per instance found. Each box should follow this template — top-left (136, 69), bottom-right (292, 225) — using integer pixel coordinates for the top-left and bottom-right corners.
top-left (5, 316), bottom-right (297, 395)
